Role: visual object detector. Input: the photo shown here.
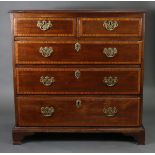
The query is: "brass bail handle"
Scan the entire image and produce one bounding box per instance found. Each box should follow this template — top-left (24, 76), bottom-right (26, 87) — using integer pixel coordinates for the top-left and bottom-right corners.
top-left (103, 76), bottom-right (118, 87)
top-left (40, 76), bottom-right (55, 86)
top-left (103, 106), bottom-right (118, 117)
top-left (103, 20), bottom-right (118, 31)
top-left (103, 48), bottom-right (118, 58)
top-left (39, 47), bottom-right (53, 57)
top-left (37, 20), bottom-right (52, 31)
top-left (41, 106), bottom-right (55, 117)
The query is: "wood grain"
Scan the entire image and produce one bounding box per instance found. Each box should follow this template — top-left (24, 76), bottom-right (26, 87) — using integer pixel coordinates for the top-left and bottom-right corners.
top-left (17, 96), bottom-right (141, 127)
top-left (14, 18), bottom-right (76, 36)
top-left (16, 67), bottom-right (141, 94)
top-left (15, 41), bottom-right (142, 65)
top-left (79, 18), bottom-right (142, 37)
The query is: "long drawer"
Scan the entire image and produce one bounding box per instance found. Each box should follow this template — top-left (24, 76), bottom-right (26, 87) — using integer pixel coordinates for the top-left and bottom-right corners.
top-left (14, 18), bottom-right (76, 36)
top-left (15, 41), bottom-right (142, 65)
top-left (16, 68), bottom-right (141, 94)
top-left (79, 17), bottom-right (142, 37)
top-left (17, 96), bottom-right (141, 127)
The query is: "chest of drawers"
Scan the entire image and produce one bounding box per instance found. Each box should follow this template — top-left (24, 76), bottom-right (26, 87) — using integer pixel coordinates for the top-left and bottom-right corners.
top-left (10, 10), bottom-right (145, 145)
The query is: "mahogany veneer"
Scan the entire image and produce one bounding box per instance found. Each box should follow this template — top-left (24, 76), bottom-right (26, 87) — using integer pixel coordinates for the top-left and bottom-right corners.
top-left (10, 10), bottom-right (145, 145)
top-left (17, 96), bottom-right (141, 127)
top-left (79, 18), bottom-right (142, 37)
top-left (14, 18), bottom-right (76, 36)
top-left (16, 68), bottom-right (141, 94)
top-left (16, 41), bottom-right (142, 64)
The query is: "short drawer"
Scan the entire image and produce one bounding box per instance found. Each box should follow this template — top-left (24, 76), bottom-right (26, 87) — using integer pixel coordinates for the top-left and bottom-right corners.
top-left (16, 68), bottom-right (141, 94)
top-left (79, 18), bottom-right (142, 37)
top-left (14, 18), bottom-right (76, 36)
top-left (17, 96), bottom-right (141, 127)
top-left (15, 41), bottom-right (142, 65)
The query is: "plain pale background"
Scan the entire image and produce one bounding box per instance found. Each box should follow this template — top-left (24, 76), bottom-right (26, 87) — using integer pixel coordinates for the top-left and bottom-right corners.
top-left (0, 1), bottom-right (155, 153)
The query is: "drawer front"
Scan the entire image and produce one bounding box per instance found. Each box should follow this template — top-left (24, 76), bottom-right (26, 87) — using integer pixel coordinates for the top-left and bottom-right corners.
top-left (79, 18), bottom-right (142, 37)
top-left (15, 41), bottom-right (142, 65)
top-left (16, 68), bottom-right (140, 94)
top-left (17, 96), bottom-right (141, 127)
top-left (14, 18), bottom-right (75, 36)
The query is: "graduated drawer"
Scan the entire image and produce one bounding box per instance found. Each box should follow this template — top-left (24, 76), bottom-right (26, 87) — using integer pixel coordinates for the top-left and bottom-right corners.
top-left (79, 18), bottom-right (142, 37)
top-left (16, 96), bottom-right (141, 127)
top-left (16, 68), bottom-right (141, 94)
top-left (14, 18), bottom-right (75, 36)
top-left (15, 41), bottom-right (142, 65)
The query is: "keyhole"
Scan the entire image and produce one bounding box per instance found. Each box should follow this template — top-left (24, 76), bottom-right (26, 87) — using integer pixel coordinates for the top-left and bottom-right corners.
top-left (76, 100), bottom-right (82, 108)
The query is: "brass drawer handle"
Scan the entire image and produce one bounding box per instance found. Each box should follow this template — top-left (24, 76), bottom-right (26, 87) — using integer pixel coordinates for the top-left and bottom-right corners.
top-left (103, 48), bottom-right (117, 58)
top-left (103, 107), bottom-right (118, 117)
top-left (75, 99), bottom-right (82, 108)
top-left (75, 70), bottom-right (80, 79)
top-left (103, 76), bottom-right (118, 87)
top-left (75, 42), bottom-right (81, 52)
top-left (39, 47), bottom-right (53, 57)
top-left (37, 20), bottom-right (52, 31)
top-left (41, 106), bottom-right (55, 117)
top-left (40, 76), bottom-right (55, 86)
top-left (103, 20), bottom-right (118, 31)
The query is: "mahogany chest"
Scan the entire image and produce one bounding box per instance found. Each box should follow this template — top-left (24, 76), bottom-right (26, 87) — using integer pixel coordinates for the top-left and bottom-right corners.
top-left (10, 10), bottom-right (145, 144)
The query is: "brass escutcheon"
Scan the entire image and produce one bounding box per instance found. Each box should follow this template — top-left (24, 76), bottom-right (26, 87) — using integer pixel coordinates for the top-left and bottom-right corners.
top-left (75, 70), bottom-right (81, 79)
top-left (75, 99), bottom-right (82, 108)
top-left (75, 42), bottom-right (81, 52)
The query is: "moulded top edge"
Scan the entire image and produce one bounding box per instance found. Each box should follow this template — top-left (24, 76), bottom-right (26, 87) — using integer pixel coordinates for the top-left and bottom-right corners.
top-left (8, 10), bottom-right (147, 13)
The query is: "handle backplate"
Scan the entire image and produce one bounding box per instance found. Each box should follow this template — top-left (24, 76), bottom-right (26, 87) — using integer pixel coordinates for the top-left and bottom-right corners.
top-left (103, 76), bottom-right (118, 87)
top-left (41, 106), bottom-right (55, 117)
top-left (103, 48), bottom-right (117, 58)
top-left (39, 47), bottom-right (53, 57)
top-left (103, 20), bottom-right (118, 31)
top-left (40, 76), bottom-right (55, 86)
top-left (103, 106), bottom-right (118, 117)
top-left (37, 20), bottom-right (52, 31)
